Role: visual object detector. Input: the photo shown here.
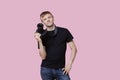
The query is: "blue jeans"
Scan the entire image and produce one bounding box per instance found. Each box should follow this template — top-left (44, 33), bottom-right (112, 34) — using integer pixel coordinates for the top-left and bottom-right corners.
top-left (40, 67), bottom-right (71, 80)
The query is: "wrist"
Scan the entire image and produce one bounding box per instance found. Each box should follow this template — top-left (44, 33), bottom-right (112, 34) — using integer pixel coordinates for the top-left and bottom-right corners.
top-left (38, 37), bottom-right (42, 42)
top-left (38, 39), bottom-right (42, 43)
top-left (67, 63), bottom-right (72, 67)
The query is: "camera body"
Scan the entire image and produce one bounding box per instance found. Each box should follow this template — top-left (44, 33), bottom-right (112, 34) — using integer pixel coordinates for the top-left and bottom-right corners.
top-left (36, 23), bottom-right (58, 38)
top-left (36, 23), bottom-right (47, 37)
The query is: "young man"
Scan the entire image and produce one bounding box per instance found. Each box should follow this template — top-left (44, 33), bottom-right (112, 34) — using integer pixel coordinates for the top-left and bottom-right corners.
top-left (34, 11), bottom-right (77, 80)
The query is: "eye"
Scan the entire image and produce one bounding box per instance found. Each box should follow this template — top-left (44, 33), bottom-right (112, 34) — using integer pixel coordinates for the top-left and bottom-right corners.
top-left (48, 16), bottom-right (51, 19)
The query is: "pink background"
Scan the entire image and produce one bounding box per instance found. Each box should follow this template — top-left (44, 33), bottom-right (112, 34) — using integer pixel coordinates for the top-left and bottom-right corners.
top-left (0, 0), bottom-right (120, 80)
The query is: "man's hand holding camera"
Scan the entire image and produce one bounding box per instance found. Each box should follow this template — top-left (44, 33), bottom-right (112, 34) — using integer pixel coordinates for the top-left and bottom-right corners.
top-left (34, 32), bottom-right (42, 42)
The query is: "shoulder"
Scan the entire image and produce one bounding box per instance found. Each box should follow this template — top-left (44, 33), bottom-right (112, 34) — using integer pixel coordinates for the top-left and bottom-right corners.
top-left (56, 26), bottom-right (69, 32)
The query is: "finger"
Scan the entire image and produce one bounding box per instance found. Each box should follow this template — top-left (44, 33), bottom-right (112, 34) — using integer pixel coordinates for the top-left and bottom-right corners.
top-left (63, 69), bottom-right (68, 75)
top-left (34, 35), bottom-right (37, 38)
top-left (36, 34), bottom-right (40, 37)
top-left (34, 34), bottom-right (37, 37)
top-left (63, 70), bottom-right (66, 75)
top-left (63, 68), bottom-right (66, 74)
top-left (62, 68), bottom-right (65, 70)
top-left (63, 68), bottom-right (67, 74)
top-left (65, 70), bottom-right (69, 75)
top-left (35, 36), bottom-right (38, 39)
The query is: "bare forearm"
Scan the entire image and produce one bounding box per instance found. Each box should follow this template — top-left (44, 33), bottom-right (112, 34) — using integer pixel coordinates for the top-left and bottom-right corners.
top-left (38, 41), bottom-right (46, 60)
top-left (68, 48), bottom-right (77, 66)
top-left (63, 47), bottom-right (77, 75)
top-left (34, 32), bottom-right (46, 60)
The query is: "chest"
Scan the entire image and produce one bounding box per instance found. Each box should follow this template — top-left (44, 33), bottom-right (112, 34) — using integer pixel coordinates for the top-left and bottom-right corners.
top-left (44, 31), bottom-right (67, 46)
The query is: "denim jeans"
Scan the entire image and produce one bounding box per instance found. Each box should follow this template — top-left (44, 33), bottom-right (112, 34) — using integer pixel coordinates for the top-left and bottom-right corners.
top-left (40, 67), bottom-right (71, 80)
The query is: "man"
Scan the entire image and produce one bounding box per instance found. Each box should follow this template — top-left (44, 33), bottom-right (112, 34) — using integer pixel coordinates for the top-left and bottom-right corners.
top-left (34, 11), bottom-right (77, 80)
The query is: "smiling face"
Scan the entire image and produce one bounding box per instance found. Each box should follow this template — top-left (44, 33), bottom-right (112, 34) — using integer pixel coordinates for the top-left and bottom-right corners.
top-left (40, 13), bottom-right (54, 27)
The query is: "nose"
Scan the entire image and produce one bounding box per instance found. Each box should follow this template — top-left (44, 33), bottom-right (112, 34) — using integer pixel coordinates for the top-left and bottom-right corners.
top-left (47, 19), bottom-right (50, 22)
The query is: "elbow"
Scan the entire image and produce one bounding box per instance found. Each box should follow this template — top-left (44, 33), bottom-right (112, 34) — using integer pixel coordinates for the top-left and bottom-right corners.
top-left (72, 47), bottom-right (77, 55)
top-left (74, 49), bottom-right (77, 56)
top-left (41, 57), bottom-right (46, 60)
top-left (39, 52), bottom-right (46, 60)
top-left (40, 55), bottom-right (46, 60)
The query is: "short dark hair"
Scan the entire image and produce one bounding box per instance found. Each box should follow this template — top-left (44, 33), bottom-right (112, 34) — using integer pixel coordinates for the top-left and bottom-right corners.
top-left (40, 11), bottom-right (53, 18)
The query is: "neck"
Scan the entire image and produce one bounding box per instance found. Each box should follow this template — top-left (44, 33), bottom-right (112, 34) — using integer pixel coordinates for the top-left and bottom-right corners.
top-left (46, 24), bottom-right (55, 31)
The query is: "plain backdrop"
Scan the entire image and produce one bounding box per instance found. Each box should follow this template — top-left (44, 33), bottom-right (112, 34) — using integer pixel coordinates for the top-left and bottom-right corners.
top-left (0, 0), bottom-right (120, 80)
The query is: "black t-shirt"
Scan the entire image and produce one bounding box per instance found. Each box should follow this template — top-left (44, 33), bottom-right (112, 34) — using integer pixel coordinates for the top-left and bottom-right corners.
top-left (41, 26), bottom-right (73, 68)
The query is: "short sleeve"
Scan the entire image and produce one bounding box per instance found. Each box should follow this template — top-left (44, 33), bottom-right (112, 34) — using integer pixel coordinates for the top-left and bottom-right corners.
top-left (66, 29), bottom-right (74, 42)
